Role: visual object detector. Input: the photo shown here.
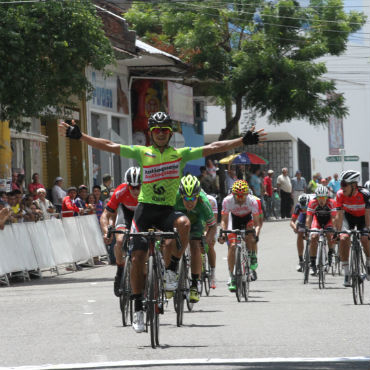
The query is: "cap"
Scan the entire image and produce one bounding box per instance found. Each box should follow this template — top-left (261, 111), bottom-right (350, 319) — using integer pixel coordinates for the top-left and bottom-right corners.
top-left (37, 187), bottom-right (46, 194)
top-left (67, 186), bottom-right (77, 193)
top-left (267, 170), bottom-right (274, 174)
top-left (296, 170), bottom-right (301, 175)
top-left (78, 184), bottom-right (88, 191)
top-left (102, 174), bottom-right (112, 182)
top-left (55, 176), bottom-right (63, 183)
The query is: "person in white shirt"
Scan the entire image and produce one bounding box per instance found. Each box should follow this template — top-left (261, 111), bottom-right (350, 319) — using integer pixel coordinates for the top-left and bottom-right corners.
top-left (276, 168), bottom-right (292, 219)
top-left (52, 177), bottom-right (66, 213)
top-left (34, 188), bottom-right (55, 220)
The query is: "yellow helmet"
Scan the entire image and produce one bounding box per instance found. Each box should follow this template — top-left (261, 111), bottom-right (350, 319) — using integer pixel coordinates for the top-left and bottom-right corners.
top-left (232, 180), bottom-right (249, 195)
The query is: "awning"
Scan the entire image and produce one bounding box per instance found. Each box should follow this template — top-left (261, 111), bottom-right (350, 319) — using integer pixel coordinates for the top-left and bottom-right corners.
top-left (10, 129), bottom-right (48, 143)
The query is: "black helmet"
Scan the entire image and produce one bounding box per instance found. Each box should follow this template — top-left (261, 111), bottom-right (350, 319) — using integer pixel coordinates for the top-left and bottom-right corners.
top-left (148, 112), bottom-right (172, 127)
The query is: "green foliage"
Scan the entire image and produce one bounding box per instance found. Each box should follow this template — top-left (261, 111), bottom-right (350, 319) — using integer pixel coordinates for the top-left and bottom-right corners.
top-left (0, 0), bottom-right (115, 130)
top-left (125, 0), bottom-right (365, 136)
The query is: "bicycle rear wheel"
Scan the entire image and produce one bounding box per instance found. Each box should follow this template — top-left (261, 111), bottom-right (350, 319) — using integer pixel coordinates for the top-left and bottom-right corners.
top-left (203, 254), bottom-right (211, 297)
top-left (235, 247), bottom-right (243, 302)
top-left (318, 242), bottom-right (325, 289)
top-left (358, 250), bottom-right (366, 304)
top-left (303, 241), bottom-right (310, 284)
top-left (175, 257), bottom-right (185, 326)
top-left (119, 257), bottom-right (132, 326)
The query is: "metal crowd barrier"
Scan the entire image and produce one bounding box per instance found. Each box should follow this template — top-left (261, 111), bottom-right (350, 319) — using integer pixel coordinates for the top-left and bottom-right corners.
top-left (0, 215), bottom-right (107, 286)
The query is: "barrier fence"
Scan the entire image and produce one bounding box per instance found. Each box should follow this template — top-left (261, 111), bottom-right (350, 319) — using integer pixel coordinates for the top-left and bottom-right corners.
top-left (0, 215), bottom-right (107, 286)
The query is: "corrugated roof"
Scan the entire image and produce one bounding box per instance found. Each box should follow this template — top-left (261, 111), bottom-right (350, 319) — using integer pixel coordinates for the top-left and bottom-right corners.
top-left (136, 39), bottom-right (181, 62)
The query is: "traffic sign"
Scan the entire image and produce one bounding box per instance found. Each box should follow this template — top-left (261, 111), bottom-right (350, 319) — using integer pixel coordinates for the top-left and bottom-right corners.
top-left (326, 156), bottom-right (341, 162)
top-left (344, 155), bottom-right (359, 162)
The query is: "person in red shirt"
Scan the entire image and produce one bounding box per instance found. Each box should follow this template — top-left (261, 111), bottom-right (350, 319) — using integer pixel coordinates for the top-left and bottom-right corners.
top-left (28, 173), bottom-right (45, 200)
top-left (62, 187), bottom-right (84, 217)
top-left (100, 167), bottom-right (141, 297)
top-left (264, 169), bottom-right (276, 219)
top-left (335, 170), bottom-right (370, 286)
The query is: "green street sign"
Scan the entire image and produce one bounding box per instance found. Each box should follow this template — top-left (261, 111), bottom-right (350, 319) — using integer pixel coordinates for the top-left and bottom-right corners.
top-left (344, 155), bottom-right (359, 162)
top-left (326, 156), bottom-right (341, 162)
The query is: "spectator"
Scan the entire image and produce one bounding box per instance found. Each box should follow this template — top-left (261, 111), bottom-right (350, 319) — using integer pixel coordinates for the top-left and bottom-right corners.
top-left (0, 191), bottom-right (8, 206)
top-left (199, 166), bottom-right (218, 194)
top-left (75, 185), bottom-right (88, 209)
top-left (6, 191), bottom-right (24, 223)
top-left (225, 164), bottom-right (238, 193)
top-left (0, 201), bottom-right (11, 229)
top-left (264, 169), bottom-right (276, 219)
top-left (85, 194), bottom-right (96, 214)
top-left (62, 187), bottom-right (83, 217)
top-left (206, 159), bottom-right (218, 179)
top-left (249, 167), bottom-right (263, 198)
top-left (34, 188), bottom-right (55, 220)
top-left (328, 173), bottom-right (340, 198)
top-left (276, 167), bottom-right (292, 219)
top-left (307, 173), bottom-right (320, 193)
top-left (28, 173), bottom-right (45, 200)
top-left (26, 203), bottom-right (42, 222)
top-left (23, 194), bottom-right (42, 222)
top-left (291, 170), bottom-right (307, 208)
top-left (11, 172), bottom-right (20, 191)
top-left (92, 185), bottom-right (104, 220)
top-left (52, 177), bottom-right (66, 213)
top-left (15, 173), bottom-right (25, 194)
top-left (100, 174), bottom-right (112, 201)
top-left (321, 178), bottom-right (328, 187)
top-left (13, 189), bottom-right (23, 207)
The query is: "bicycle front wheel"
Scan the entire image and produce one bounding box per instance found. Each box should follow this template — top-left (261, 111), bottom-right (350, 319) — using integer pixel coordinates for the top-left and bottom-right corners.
top-left (175, 257), bottom-right (185, 326)
top-left (147, 256), bottom-right (159, 348)
top-left (235, 247), bottom-right (243, 302)
top-left (119, 257), bottom-right (132, 326)
top-left (318, 243), bottom-right (325, 290)
top-left (243, 259), bottom-right (250, 302)
top-left (303, 241), bottom-right (310, 284)
top-left (203, 254), bottom-right (211, 297)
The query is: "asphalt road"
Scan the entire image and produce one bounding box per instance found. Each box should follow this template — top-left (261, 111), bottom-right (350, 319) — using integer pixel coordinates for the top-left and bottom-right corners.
top-left (0, 220), bottom-right (369, 369)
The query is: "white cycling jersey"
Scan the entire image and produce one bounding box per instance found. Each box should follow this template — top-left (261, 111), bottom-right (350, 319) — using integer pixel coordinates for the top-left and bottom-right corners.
top-left (221, 193), bottom-right (259, 217)
top-left (206, 194), bottom-right (218, 215)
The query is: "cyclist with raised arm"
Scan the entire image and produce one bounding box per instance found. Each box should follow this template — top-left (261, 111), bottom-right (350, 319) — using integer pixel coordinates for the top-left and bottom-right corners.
top-left (305, 185), bottom-right (336, 276)
top-left (100, 167), bottom-right (140, 296)
top-left (172, 174), bottom-right (217, 303)
top-left (218, 180), bottom-right (260, 291)
top-left (59, 112), bottom-right (265, 332)
top-left (290, 193), bottom-right (310, 272)
top-left (334, 170), bottom-right (370, 287)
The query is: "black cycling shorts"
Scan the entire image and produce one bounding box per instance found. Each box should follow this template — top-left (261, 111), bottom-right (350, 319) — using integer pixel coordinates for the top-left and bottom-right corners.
top-left (231, 213), bottom-right (253, 230)
top-left (114, 204), bottom-right (134, 230)
top-left (130, 203), bottom-right (185, 252)
top-left (343, 212), bottom-right (366, 231)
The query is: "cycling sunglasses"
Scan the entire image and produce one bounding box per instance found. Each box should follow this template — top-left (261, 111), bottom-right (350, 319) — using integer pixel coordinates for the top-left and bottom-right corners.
top-left (316, 196), bottom-right (327, 200)
top-left (129, 185), bottom-right (141, 190)
top-left (233, 193), bottom-right (247, 198)
top-left (149, 126), bottom-right (172, 134)
top-left (340, 180), bottom-right (350, 188)
top-left (182, 195), bottom-right (198, 202)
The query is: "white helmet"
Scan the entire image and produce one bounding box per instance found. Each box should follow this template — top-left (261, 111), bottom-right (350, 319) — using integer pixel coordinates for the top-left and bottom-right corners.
top-left (124, 167), bottom-right (141, 187)
top-left (298, 193), bottom-right (310, 207)
top-left (364, 180), bottom-right (370, 191)
top-left (339, 170), bottom-right (360, 184)
top-left (315, 185), bottom-right (329, 197)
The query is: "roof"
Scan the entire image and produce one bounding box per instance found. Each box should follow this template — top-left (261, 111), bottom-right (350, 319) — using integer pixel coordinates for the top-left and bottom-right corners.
top-left (136, 39), bottom-right (181, 63)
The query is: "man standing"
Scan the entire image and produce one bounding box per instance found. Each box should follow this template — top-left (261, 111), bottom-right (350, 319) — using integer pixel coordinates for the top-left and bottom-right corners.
top-left (307, 173), bottom-right (320, 194)
top-left (291, 170), bottom-right (307, 208)
top-left (277, 168), bottom-right (292, 218)
top-left (28, 173), bottom-right (45, 200)
top-left (52, 177), bottom-right (66, 213)
top-left (100, 174), bottom-right (113, 202)
top-left (249, 168), bottom-right (263, 198)
top-left (264, 169), bottom-right (275, 219)
top-left (328, 173), bottom-right (340, 198)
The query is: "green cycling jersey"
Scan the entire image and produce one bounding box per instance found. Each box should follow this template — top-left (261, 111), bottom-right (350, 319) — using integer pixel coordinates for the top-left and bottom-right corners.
top-left (120, 145), bottom-right (203, 206)
top-left (174, 190), bottom-right (216, 228)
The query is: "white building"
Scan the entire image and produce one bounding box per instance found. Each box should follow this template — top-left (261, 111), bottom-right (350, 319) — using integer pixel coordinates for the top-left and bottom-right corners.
top-left (205, 0), bottom-right (370, 184)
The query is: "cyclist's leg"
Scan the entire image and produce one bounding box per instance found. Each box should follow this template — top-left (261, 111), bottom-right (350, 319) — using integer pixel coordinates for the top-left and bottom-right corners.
top-left (339, 214), bottom-right (351, 285)
top-left (190, 238), bottom-right (201, 302)
top-left (208, 238), bottom-right (217, 287)
top-left (296, 227), bottom-right (305, 271)
top-left (356, 215), bottom-right (370, 273)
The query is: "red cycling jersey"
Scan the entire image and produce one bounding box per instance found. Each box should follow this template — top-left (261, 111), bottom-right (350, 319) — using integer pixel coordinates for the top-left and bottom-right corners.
top-left (62, 196), bottom-right (79, 217)
top-left (336, 188), bottom-right (370, 217)
top-left (106, 183), bottom-right (138, 212)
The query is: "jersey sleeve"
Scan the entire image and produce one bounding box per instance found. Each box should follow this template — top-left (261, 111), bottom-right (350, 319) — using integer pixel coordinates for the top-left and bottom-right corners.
top-left (335, 190), bottom-right (344, 210)
top-left (291, 204), bottom-right (300, 220)
top-left (251, 197), bottom-right (259, 216)
top-left (306, 200), bottom-right (316, 216)
top-left (201, 194), bottom-right (217, 227)
top-left (106, 184), bottom-right (125, 211)
top-left (221, 196), bottom-right (230, 215)
top-left (179, 147), bottom-right (203, 162)
top-left (120, 145), bottom-right (142, 163)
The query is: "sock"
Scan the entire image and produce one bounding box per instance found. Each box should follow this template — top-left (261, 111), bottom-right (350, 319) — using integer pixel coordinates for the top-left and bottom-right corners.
top-left (133, 294), bottom-right (143, 312)
top-left (310, 256), bottom-right (316, 267)
top-left (229, 271), bottom-right (234, 280)
top-left (342, 262), bottom-right (349, 275)
top-left (210, 267), bottom-right (216, 274)
top-left (167, 255), bottom-right (180, 272)
top-left (299, 255), bottom-right (303, 263)
top-left (116, 265), bottom-right (123, 275)
top-left (191, 273), bottom-right (199, 287)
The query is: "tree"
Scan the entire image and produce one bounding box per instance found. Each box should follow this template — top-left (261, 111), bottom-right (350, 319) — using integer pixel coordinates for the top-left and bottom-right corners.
top-left (124, 0), bottom-right (365, 139)
top-left (0, 0), bottom-right (115, 130)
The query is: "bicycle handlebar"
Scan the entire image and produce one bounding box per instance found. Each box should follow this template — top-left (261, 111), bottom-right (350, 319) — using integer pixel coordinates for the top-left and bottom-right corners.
top-left (219, 229), bottom-right (256, 238)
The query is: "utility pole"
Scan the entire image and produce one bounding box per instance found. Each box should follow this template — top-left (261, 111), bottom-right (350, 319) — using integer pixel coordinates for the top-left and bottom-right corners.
top-left (339, 148), bottom-right (345, 172)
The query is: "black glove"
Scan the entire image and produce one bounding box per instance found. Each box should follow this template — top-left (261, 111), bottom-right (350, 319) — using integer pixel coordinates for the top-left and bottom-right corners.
top-left (66, 124), bottom-right (82, 140)
top-left (242, 130), bottom-right (259, 145)
top-left (333, 231), bottom-right (339, 241)
top-left (255, 235), bottom-right (259, 243)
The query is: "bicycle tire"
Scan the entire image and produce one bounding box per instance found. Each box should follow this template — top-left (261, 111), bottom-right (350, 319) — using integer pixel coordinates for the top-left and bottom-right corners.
top-left (303, 241), bottom-right (310, 284)
top-left (235, 247), bottom-right (242, 302)
top-left (243, 257), bottom-right (250, 301)
top-left (350, 245), bottom-right (359, 305)
top-left (175, 257), bottom-right (185, 327)
top-left (147, 255), bottom-right (158, 348)
top-left (204, 254), bottom-right (211, 296)
top-left (119, 257), bottom-right (132, 326)
top-left (318, 242), bottom-right (325, 289)
top-left (199, 255), bottom-right (205, 297)
top-left (186, 278), bottom-right (194, 312)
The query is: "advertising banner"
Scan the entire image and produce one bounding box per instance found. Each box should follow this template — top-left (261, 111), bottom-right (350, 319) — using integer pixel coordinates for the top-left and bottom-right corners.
top-left (168, 82), bottom-right (194, 124)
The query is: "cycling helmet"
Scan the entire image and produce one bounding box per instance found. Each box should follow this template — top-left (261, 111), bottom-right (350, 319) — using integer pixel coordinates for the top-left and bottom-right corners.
top-left (179, 174), bottom-right (201, 197)
top-left (364, 180), bottom-right (370, 191)
top-left (298, 193), bottom-right (309, 207)
top-left (339, 170), bottom-right (360, 184)
top-left (315, 185), bottom-right (329, 197)
top-left (148, 112), bottom-right (172, 127)
top-left (124, 167), bottom-right (141, 187)
top-left (232, 180), bottom-right (249, 195)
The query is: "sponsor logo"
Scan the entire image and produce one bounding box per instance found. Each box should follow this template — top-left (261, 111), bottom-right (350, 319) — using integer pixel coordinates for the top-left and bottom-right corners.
top-left (152, 195), bottom-right (166, 202)
top-left (143, 160), bottom-right (181, 183)
top-left (145, 152), bottom-right (157, 158)
top-left (153, 184), bottom-right (166, 195)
